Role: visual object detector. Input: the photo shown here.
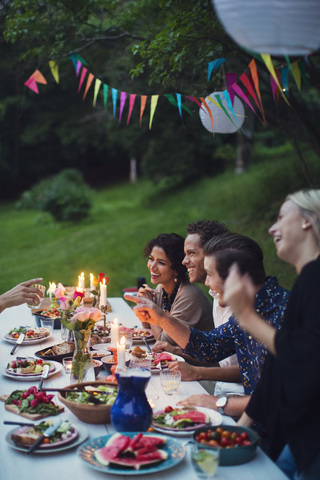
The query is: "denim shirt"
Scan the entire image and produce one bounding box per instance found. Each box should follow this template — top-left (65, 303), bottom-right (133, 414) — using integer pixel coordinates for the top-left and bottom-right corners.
top-left (183, 276), bottom-right (290, 395)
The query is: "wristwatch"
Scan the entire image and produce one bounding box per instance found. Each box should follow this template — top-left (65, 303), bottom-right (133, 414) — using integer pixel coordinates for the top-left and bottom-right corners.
top-left (216, 396), bottom-right (228, 415)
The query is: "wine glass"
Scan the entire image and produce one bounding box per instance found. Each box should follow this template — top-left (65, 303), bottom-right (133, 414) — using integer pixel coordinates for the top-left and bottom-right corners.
top-left (159, 369), bottom-right (181, 395)
top-left (27, 284), bottom-right (46, 309)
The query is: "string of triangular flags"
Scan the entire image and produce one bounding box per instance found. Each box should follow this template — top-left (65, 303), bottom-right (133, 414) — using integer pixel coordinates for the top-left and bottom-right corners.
top-left (24, 52), bottom-right (308, 135)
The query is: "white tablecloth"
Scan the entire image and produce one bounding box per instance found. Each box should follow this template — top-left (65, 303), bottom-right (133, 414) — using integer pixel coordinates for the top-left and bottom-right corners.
top-left (0, 299), bottom-right (288, 480)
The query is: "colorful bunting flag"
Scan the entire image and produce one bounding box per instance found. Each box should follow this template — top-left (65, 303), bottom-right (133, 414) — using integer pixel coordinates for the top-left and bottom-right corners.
top-left (103, 84), bottom-right (109, 109)
top-left (119, 92), bottom-right (127, 123)
top-left (225, 73), bottom-right (237, 105)
top-left (280, 66), bottom-right (289, 96)
top-left (208, 58), bottom-right (226, 81)
top-left (83, 73), bottom-right (94, 100)
top-left (70, 53), bottom-right (89, 72)
top-left (140, 95), bottom-right (147, 126)
top-left (78, 67), bottom-right (87, 93)
top-left (24, 70), bottom-right (47, 94)
top-left (200, 97), bottom-right (215, 137)
top-left (222, 90), bottom-right (246, 134)
top-left (248, 59), bottom-right (267, 125)
top-left (49, 60), bottom-right (59, 84)
top-left (149, 95), bottom-right (159, 129)
top-left (112, 88), bottom-right (118, 117)
top-left (93, 79), bottom-right (102, 107)
top-left (127, 94), bottom-right (136, 125)
top-left (261, 54), bottom-right (290, 106)
top-left (76, 61), bottom-right (82, 77)
top-left (24, 77), bottom-right (39, 94)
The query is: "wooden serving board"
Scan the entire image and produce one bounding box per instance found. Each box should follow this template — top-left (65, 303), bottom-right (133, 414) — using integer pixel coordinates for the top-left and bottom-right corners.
top-left (0, 394), bottom-right (64, 420)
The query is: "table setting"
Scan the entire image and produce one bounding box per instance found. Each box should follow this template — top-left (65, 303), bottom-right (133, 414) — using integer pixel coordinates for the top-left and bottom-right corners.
top-left (0, 276), bottom-right (289, 480)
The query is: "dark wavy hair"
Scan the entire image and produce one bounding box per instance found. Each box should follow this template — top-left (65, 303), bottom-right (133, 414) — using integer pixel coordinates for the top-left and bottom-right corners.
top-left (203, 232), bottom-right (266, 285)
top-left (187, 220), bottom-right (229, 247)
top-left (144, 233), bottom-right (188, 283)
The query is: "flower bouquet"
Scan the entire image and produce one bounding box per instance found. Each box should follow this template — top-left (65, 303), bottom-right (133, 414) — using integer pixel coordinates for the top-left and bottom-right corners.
top-left (60, 305), bottom-right (103, 383)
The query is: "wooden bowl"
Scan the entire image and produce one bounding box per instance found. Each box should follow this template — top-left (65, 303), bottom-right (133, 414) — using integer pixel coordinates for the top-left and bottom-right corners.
top-left (58, 381), bottom-right (117, 424)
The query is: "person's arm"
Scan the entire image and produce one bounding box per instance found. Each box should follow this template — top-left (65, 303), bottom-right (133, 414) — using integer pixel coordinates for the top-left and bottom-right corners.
top-left (124, 294), bottom-right (191, 348)
top-left (0, 278), bottom-right (44, 313)
top-left (237, 411), bottom-right (255, 428)
top-left (169, 361), bottom-right (242, 383)
top-left (177, 394), bottom-right (250, 418)
top-left (223, 265), bottom-right (277, 355)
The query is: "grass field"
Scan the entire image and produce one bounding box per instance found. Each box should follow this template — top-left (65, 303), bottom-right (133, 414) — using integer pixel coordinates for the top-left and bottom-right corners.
top-left (0, 143), bottom-right (319, 298)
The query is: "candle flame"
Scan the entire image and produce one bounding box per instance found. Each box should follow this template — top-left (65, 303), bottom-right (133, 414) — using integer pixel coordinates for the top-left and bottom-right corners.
top-left (113, 318), bottom-right (119, 326)
top-left (80, 272), bottom-right (84, 278)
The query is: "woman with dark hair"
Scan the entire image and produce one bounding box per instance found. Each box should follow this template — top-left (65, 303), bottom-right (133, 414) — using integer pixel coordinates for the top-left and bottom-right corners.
top-left (138, 233), bottom-right (213, 352)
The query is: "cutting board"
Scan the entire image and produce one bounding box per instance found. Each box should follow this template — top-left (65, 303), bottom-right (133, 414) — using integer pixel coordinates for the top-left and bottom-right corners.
top-left (0, 394), bottom-right (64, 420)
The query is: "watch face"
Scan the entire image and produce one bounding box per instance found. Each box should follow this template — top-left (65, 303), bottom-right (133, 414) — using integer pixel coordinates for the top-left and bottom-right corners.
top-left (216, 396), bottom-right (227, 408)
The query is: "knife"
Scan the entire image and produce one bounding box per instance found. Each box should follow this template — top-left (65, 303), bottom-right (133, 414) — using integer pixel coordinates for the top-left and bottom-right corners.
top-left (142, 336), bottom-right (152, 354)
top-left (10, 334), bottom-right (25, 355)
top-left (27, 419), bottom-right (62, 454)
top-left (37, 364), bottom-right (49, 391)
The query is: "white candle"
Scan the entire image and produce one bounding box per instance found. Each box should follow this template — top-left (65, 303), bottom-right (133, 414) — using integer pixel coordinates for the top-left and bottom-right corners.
top-left (117, 336), bottom-right (126, 369)
top-left (99, 278), bottom-right (107, 307)
top-left (78, 272), bottom-right (85, 291)
top-left (48, 282), bottom-right (56, 301)
top-left (90, 273), bottom-right (94, 289)
top-left (111, 318), bottom-right (119, 347)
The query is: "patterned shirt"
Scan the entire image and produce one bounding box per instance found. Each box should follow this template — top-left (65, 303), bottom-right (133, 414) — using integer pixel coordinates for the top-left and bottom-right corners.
top-left (183, 276), bottom-right (290, 395)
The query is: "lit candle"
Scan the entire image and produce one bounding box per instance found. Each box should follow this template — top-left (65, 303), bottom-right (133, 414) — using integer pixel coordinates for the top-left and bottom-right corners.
top-left (111, 318), bottom-right (119, 347)
top-left (117, 336), bottom-right (126, 370)
top-left (99, 278), bottom-right (107, 307)
top-left (90, 273), bottom-right (94, 289)
top-left (78, 272), bottom-right (85, 292)
top-left (48, 282), bottom-right (57, 301)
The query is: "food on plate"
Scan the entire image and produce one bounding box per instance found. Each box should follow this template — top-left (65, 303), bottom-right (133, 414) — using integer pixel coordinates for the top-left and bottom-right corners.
top-left (131, 328), bottom-right (153, 339)
top-left (153, 352), bottom-right (177, 367)
top-left (11, 420), bottom-right (76, 447)
top-left (6, 358), bottom-right (53, 376)
top-left (7, 327), bottom-right (50, 340)
top-left (94, 432), bottom-right (168, 469)
top-left (194, 427), bottom-right (253, 448)
top-left (52, 342), bottom-right (75, 355)
top-left (34, 306), bottom-right (62, 319)
top-left (130, 346), bottom-right (148, 359)
top-left (153, 406), bottom-right (210, 430)
top-left (65, 384), bottom-right (117, 405)
top-left (5, 386), bottom-right (60, 416)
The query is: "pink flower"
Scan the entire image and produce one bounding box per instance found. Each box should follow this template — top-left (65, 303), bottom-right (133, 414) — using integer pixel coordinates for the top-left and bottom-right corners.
top-left (88, 307), bottom-right (103, 322)
top-left (54, 282), bottom-right (66, 299)
top-left (73, 290), bottom-right (84, 300)
top-left (70, 306), bottom-right (103, 323)
top-left (58, 296), bottom-right (70, 310)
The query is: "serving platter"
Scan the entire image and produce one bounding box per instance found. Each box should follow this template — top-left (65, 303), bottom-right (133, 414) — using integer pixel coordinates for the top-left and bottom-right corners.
top-left (77, 432), bottom-right (186, 475)
top-left (6, 424), bottom-right (88, 454)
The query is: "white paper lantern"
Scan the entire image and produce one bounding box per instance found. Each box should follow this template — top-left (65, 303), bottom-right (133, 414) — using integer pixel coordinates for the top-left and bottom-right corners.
top-left (199, 92), bottom-right (245, 134)
top-left (212, 0), bottom-right (320, 55)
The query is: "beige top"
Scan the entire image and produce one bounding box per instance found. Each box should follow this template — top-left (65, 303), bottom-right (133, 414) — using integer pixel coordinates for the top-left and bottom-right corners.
top-left (154, 282), bottom-right (214, 345)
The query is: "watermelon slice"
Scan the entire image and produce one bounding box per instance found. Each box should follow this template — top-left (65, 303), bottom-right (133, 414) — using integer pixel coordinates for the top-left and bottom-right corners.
top-left (154, 352), bottom-right (176, 365)
top-left (94, 433), bottom-right (168, 470)
top-left (172, 411), bottom-right (209, 425)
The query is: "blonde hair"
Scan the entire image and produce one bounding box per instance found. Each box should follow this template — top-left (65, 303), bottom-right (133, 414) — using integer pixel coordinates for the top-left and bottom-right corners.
top-left (287, 189), bottom-right (320, 246)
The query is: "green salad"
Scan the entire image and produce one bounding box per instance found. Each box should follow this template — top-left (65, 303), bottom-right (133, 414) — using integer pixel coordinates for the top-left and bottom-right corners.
top-left (65, 385), bottom-right (117, 405)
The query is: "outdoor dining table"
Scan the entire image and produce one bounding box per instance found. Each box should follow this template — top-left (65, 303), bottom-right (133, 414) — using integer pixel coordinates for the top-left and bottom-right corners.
top-left (0, 298), bottom-right (288, 480)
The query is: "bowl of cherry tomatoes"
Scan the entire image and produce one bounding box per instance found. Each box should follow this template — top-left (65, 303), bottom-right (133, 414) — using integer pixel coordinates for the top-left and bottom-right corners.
top-left (193, 425), bottom-right (258, 466)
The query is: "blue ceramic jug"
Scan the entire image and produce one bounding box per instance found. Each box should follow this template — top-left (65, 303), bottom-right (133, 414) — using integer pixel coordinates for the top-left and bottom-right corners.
top-left (110, 369), bottom-right (152, 432)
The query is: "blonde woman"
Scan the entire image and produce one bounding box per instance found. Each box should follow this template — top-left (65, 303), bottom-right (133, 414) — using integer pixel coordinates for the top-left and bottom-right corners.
top-left (224, 189), bottom-right (320, 480)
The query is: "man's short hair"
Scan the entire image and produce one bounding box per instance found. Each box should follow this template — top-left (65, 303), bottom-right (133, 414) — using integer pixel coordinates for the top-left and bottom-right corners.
top-left (186, 220), bottom-right (229, 248)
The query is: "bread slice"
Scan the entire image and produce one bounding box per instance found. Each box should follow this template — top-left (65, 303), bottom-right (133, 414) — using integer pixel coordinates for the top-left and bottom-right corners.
top-left (52, 342), bottom-right (74, 355)
top-left (11, 427), bottom-right (41, 446)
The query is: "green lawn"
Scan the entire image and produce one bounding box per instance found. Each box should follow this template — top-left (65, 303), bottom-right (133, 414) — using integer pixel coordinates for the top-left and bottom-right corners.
top-left (0, 144), bottom-right (319, 297)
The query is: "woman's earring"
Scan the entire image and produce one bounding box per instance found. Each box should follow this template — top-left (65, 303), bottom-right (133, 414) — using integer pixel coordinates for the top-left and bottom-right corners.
top-left (174, 277), bottom-right (178, 283)
top-left (302, 224), bottom-right (308, 230)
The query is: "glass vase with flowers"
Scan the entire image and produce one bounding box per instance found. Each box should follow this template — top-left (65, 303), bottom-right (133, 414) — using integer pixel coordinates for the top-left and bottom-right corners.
top-left (60, 306), bottom-right (103, 383)
top-left (53, 283), bottom-right (85, 341)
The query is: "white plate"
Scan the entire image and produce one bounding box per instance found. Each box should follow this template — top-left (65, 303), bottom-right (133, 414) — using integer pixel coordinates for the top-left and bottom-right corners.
top-left (6, 424), bottom-right (88, 454)
top-left (151, 406), bottom-right (222, 437)
top-left (150, 352), bottom-right (185, 373)
top-left (3, 333), bottom-right (52, 345)
top-left (2, 360), bottom-right (62, 381)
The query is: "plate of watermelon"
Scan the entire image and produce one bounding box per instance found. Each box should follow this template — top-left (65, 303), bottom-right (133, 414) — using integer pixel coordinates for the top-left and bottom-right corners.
top-left (151, 406), bottom-right (222, 436)
top-left (77, 431), bottom-right (185, 475)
